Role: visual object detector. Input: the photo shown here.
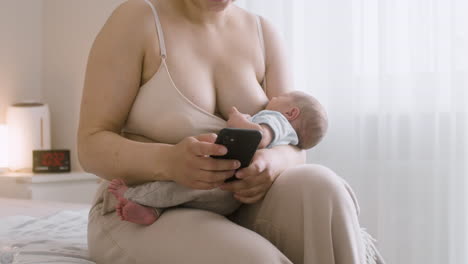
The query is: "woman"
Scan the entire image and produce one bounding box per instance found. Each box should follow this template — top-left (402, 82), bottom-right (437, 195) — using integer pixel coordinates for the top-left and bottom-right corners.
top-left (78, 0), bottom-right (382, 263)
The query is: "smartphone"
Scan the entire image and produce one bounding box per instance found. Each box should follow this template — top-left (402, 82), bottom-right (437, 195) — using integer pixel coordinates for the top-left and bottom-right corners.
top-left (211, 128), bottom-right (262, 182)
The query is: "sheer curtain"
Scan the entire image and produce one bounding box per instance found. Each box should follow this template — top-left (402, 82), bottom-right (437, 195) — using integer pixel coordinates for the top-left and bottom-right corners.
top-left (236, 0), bottom-right (468, 263)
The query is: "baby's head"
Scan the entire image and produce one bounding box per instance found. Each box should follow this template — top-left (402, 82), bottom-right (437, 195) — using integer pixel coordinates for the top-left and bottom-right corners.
top-left (266, 91), bottom-right (328, 149)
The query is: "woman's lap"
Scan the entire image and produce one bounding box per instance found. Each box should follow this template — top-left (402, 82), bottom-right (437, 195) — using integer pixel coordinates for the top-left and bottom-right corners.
top-left (88, 203), bottom-right (292, 264)
top-left (88, 164), bottom-right (365, 264)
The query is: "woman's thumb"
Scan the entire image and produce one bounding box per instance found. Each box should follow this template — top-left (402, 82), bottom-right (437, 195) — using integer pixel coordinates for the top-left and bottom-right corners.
top-left (193, 133), bottom-right (217, 143)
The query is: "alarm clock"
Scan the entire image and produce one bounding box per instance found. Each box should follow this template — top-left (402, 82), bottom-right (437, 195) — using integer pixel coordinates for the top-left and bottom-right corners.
top-left (33, 150), bottom-right (71, 173)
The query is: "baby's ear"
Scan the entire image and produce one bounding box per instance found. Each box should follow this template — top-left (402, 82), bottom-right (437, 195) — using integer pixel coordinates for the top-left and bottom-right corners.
top-left (285, 107), bottom-right (300, 121)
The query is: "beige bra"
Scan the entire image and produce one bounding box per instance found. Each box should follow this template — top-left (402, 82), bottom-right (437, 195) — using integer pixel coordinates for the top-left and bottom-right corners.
top-left (122, 0), bottom-right (266, 144)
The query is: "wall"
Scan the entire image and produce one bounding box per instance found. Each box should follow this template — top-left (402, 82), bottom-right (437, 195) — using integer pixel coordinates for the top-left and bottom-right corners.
top-left (42, 0), bottom-right (126, 171)
top-left (0, 0), bottom-right (43, 123)
top-left (0, 0), bottom-right (126, 171)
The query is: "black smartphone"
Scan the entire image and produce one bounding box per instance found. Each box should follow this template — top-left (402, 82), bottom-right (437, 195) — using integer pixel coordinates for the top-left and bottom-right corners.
top-left (211, 128), bottom-right (262, 182)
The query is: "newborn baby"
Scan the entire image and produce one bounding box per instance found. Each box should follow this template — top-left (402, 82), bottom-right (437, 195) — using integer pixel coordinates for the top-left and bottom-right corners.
top-left (228, 90), bottom-right (328, 150)
top-left (108, 90), bottom-right (328, 225)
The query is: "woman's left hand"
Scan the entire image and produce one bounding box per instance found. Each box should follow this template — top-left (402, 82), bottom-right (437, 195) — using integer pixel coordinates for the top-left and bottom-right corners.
top-left (220, 148), bottom-right (282, 204)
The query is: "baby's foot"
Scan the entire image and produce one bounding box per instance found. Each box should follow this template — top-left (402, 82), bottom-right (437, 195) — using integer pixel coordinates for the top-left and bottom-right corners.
top-left (120, 198), bottom-right (159, 225)
top-left (115, 198), bottom-right (125, 221)
top-left (108, 179), bottom-right (128, 200)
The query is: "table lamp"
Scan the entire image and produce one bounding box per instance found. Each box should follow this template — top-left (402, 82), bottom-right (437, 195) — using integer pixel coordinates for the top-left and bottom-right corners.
top-left (6, 102), bottom-right (51, 172)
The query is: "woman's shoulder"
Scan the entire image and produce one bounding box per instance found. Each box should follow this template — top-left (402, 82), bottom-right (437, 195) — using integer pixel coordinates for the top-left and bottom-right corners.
top-left (111, 0), bottom-right (153, 18)
top-left (98, 0), bottom-right (154, 38)
top-left (91, 0), bottom-right (157, 53)
top-left (230, 5), bottom-right (281, 44)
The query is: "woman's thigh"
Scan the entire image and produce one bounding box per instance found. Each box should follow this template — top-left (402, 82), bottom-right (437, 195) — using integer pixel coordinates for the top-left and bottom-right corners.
top-left (230, 164), bottom-right (364, 264)
top-left (88, 203), bottom-right (292, 264)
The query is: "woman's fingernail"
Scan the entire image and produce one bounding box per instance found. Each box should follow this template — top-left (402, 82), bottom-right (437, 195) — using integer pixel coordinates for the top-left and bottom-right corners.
top-left (218, 147), bottom-right (227, 155)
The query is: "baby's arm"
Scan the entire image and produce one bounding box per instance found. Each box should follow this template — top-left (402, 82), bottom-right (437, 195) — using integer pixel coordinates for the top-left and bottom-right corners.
top-left (227, 107), bottom-right (273, 149)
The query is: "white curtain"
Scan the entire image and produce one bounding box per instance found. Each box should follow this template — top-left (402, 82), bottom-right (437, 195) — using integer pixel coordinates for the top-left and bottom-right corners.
top-left (236, 0), bottom-right (468, 263)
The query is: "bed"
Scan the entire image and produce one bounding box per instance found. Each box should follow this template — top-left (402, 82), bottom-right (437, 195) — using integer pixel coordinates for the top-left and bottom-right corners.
top-left (0, 198), bottom-right (95, 264)
top-left (0, 198), bottom-right (384, 264)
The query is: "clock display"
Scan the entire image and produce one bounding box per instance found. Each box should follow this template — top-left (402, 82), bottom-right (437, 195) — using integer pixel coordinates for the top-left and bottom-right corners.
top-left (33, 150), bottom-right (71, 173)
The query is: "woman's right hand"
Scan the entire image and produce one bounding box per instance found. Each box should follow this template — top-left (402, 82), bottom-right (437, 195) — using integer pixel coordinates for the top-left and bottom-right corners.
top-left (167, 133), bottom-right (241, 190)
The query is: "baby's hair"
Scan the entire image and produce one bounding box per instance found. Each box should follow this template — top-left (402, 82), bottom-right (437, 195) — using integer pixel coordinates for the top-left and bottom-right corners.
top-left (289, 91), bottom-right (329, 149)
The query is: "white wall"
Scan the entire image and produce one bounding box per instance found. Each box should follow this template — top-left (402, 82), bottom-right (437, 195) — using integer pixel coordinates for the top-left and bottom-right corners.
top-left (1, 0), bottom-right (127, 171)
top-left (42, 0), bottom-right (126, 171)
top-left (0, 0), bottom-right (43, 123)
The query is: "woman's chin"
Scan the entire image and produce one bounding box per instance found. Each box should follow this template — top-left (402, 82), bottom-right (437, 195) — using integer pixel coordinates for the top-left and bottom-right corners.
top-left (206, 0), bottom-right (232, 11)
top-left (208, 0), bottom-right (230, 3)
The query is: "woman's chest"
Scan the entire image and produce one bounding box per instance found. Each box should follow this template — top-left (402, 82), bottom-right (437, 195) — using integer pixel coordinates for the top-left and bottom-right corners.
top-left (141, 22), bottom-right (269, 119)
top-left (168, 52), bottom-right (269, 119)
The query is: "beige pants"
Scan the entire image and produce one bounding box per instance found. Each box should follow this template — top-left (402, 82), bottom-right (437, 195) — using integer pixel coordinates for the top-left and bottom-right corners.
top-left (88, 164), bottom-right (374, 264)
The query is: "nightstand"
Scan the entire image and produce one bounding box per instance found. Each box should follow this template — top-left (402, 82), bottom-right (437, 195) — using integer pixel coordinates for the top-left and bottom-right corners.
top-left (0, 171), bottom-right (101, 204)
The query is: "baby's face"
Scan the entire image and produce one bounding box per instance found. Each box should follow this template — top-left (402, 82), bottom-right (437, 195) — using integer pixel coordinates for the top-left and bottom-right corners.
top-left (266, 94), bottom-right (294, 113)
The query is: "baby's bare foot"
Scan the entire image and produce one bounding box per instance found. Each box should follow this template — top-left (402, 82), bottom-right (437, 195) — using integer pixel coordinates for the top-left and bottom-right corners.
top-left (121, 200), bottom-right (159, 225)
top-left (116, 198), bottom-right (125, 220)
top-left (108, 179), bottom-right (128, 200)
top-left (108, 179), bottom-right (159, 225)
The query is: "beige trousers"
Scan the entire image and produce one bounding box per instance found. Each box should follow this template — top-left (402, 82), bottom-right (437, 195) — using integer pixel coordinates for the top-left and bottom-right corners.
top-left (88, 164), bottom-right (370, 264)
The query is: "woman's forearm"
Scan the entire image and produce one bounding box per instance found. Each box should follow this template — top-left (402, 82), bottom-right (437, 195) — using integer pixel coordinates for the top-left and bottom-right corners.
top-left (271, 144), bottom-right (306, 169)
top-left (78, 130), bottom-right (173, 185)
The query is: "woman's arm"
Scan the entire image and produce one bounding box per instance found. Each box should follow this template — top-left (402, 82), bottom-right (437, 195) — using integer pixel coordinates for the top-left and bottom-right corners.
top-left (78, 1), bottom-right (165, 184)
top-left (78, 1), bottom-right (238, 187)
top-left (260, 16), bottom-right (307, 164)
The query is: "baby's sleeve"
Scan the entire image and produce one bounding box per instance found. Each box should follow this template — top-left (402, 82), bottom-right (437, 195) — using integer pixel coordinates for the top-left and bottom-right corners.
top-left (250, 110), bottom-right (299, 148)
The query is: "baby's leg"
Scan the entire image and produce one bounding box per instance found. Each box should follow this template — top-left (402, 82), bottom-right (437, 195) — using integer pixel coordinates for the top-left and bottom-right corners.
top-left (114, 180), bottom-right (241, 216)
top-left (108, 179), bottom-right (160, 225)
top-left (123, 181), bottom-right (211, 208)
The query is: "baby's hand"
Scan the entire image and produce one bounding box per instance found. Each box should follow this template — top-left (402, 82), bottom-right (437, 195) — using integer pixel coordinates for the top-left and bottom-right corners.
top-left (227, 107), bottom-right (252, 128)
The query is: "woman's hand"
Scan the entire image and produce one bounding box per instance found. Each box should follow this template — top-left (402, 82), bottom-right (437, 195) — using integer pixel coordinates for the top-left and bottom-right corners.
top-left (167, 133), bottom-right (241, 190)
top-left (220, 148), bottom-right (284, 204)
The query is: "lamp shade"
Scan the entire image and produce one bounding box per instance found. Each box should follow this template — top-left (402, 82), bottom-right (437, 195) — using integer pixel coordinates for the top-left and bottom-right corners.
top-left (6, 102), bottom-right (51, 172)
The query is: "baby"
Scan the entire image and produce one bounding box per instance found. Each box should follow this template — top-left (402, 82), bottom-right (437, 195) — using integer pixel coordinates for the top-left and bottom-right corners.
top-left (108, 90), bottom-right (328, 225)
top-left (227, 90), bottom-right (328, 150)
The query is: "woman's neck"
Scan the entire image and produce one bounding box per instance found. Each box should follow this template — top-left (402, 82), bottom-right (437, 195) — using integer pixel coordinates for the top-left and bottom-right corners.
top-left (173, 0), bottom-right (231, 25)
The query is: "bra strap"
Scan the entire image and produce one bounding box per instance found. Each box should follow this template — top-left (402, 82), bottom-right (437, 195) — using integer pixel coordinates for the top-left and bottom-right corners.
top-left (256, 16), bottom-right (267, 91)
top-left (256, 16), bottom-right (266, 65)
top-left (144, 0), bottom-right (167, 59)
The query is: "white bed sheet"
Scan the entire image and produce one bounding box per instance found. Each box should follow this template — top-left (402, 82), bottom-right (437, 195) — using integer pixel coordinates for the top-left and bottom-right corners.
top-left (0, 198), bottom-right (95, 264)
